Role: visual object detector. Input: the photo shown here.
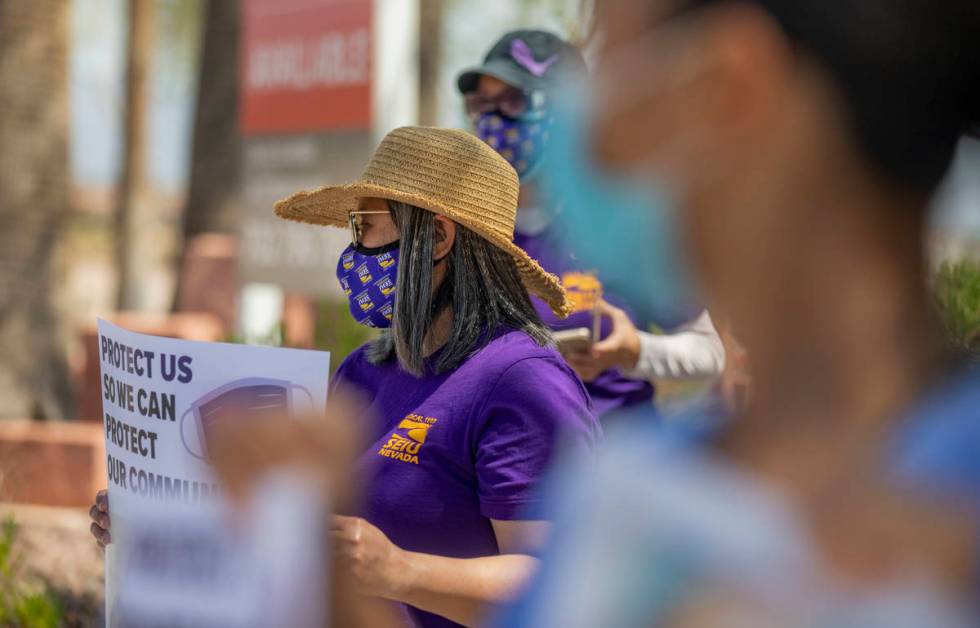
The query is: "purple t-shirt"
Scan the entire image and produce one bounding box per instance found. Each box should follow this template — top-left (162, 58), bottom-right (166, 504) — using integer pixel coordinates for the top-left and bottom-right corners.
top-left (334, 329), bottom-right (601, 628)
top-left (514, 229), bottom-right (655, 417)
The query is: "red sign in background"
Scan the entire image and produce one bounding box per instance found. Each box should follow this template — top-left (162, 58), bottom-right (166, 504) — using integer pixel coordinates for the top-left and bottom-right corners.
top-left (240, 0), bottom-right (372, 135)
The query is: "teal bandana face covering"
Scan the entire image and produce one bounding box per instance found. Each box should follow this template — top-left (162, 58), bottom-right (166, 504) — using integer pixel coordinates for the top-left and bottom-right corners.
top-left (538, 85), bottom-right (701, 327)
top-left (336, 241), bottom-right (400, 328)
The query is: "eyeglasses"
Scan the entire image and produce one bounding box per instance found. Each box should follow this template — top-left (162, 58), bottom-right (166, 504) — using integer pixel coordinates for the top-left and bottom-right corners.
top-left (348, 210), bottom-right (391, 248)
top-left (464, 86), bottom-right (535, 120)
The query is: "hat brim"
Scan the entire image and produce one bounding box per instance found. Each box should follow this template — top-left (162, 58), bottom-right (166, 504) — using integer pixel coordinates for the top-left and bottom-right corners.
top-left (457, 59), bottom-right (546, 94)
top-left (275, 182), bottom-right (571, 318)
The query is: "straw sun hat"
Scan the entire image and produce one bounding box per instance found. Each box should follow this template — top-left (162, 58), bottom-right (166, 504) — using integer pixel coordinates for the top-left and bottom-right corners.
top-left (274, 126), bottom-right (570, 317)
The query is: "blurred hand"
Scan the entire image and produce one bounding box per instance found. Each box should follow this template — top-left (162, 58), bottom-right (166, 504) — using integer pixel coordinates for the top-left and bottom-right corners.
top-left (719, 326), bottom-right (752, 414)
top-left (208, 386), bottom-right (366, 513)
top-left (89, 489), bottom-right (111, 548)
top-left (208, 388), bottom-right (405, 628)
top-left (566, 300), bottom-right (641, 382)
top-left (332, 515), bottom-right (408, 600)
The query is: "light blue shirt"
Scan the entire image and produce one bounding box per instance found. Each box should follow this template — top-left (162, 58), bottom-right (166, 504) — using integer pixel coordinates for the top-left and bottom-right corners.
top-left (494, 368), bottom-right (980, 627)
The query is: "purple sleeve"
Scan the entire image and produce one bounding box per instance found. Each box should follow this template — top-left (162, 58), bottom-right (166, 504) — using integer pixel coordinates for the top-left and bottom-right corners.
top-left (473, 357), bottom-right (600, 520)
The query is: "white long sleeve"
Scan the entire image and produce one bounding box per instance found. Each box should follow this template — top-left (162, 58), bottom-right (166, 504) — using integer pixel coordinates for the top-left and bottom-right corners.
top-left (625, 311), bottom-right (726, 381)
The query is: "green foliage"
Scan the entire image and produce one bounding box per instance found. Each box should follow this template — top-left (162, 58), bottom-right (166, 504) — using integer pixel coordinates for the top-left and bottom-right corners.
top-left (224, 322), bottom-right (285, 348)
top-left (314, 299), bottom-right (379, 373)
top-left (222, 299), bottom-right (374, 373)
top-left (0, 517), bottom-right (62, 628)
top-left (934, 260), bottom-right (980, 355)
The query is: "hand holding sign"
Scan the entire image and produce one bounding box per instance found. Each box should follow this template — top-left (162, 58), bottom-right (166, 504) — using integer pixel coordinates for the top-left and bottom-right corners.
top-left (90, 489), bottom-right (111, 548)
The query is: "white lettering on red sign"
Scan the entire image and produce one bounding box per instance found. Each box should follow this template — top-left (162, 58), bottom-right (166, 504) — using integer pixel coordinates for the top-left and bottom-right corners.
top-left (248, 29), bottom-right (369, 91)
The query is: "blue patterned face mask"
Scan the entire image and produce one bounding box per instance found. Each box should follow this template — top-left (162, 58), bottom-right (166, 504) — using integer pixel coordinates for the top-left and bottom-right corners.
top-left (336, 241), bottom-right (399, 328)
top-left (475, 111), bottom-right (553, 179)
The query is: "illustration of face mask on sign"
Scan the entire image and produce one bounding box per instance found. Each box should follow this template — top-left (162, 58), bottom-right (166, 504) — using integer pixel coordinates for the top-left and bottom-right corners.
top-left (180, 378), bottom-right (315, 463)
top-left (336, 242), bottom-right (400, 328)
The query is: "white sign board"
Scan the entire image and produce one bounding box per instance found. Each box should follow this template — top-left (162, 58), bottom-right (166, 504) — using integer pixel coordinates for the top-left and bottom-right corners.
top-left (97, 319), bottom-right (331, 625)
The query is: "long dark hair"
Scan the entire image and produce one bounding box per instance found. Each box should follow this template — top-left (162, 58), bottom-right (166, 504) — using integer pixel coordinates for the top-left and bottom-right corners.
top-left (367, 201), bottom-right (552, 376)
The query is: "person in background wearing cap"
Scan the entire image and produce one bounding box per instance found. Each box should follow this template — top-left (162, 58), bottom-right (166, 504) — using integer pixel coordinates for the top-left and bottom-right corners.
top-left (457, 29), bottom-right (726, 419)
top-left (89, 127), bottom-right (600, 628)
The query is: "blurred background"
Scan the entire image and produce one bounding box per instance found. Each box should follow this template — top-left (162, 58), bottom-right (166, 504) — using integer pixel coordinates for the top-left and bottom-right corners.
top-left (0, 1), bottom-right (977, 625)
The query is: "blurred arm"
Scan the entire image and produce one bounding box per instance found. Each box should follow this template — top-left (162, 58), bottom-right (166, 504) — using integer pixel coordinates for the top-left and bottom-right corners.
top-left (627, 310), bottom-right (726, 380)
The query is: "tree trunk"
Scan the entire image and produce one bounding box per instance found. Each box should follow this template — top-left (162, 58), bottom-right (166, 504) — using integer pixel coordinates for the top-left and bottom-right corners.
top-left (170, 0), bottom-right (241, 324)
top-left (0, 0), bottom-right (74, 419)
top-left (115, 0), bottom-right (155, 311)
top-left (181, 0), bottom-right (241, 239)
top-left (418, 0), bottom-right (445, 126)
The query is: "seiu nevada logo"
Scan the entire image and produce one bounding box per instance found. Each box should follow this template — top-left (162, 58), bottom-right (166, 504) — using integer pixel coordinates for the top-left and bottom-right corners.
top-left (378, 252), bottom-right (396, 269)
top-left (340, 275), bottom-right (352, 295)
top-left (378, 414), bottom-right (438, 465)
top-left (380, 302), bottom-right (394, 321)
top-left (376, 275), bottom-right (395, 296)
top-left (355, 291), bottom-right (374, 312)
top-left (356, 263), bottom-right (373, 284)
top-left (342, 250), bottom-right (356, 271)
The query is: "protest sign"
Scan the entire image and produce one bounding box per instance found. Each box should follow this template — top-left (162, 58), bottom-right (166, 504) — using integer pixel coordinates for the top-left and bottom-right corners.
top-left (97, 319), bottom-right (331, 625)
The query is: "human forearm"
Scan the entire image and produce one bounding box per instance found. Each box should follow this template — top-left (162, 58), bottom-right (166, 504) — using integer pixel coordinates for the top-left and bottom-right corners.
top-left (388, 551), bottom-right (538, 627)
top-left (331, 556), bottom-right (408, 628)
top-left (626, 311), bottom-right (725, 380)
top-left (333, 516), bottom-right (543, 626)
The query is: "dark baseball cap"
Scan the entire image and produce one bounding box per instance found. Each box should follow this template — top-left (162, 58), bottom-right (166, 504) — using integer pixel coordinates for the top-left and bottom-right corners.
top-left (457, 30), bottom-right (587, 95)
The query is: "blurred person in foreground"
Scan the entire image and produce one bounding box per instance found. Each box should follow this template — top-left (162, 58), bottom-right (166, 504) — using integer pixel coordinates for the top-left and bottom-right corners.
top-left (492, 0), bottom-right (980, 625)
top-left (91, 127), bottom-right (601, 628)
top-left (458, 30), bottom-right (726, 419)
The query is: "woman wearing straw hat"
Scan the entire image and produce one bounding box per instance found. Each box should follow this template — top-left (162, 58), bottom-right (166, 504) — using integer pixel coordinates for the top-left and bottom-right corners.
top-left (281, 125), bottom-right (600, 628)
top-left (90, 126), bottom-right (600, 628)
